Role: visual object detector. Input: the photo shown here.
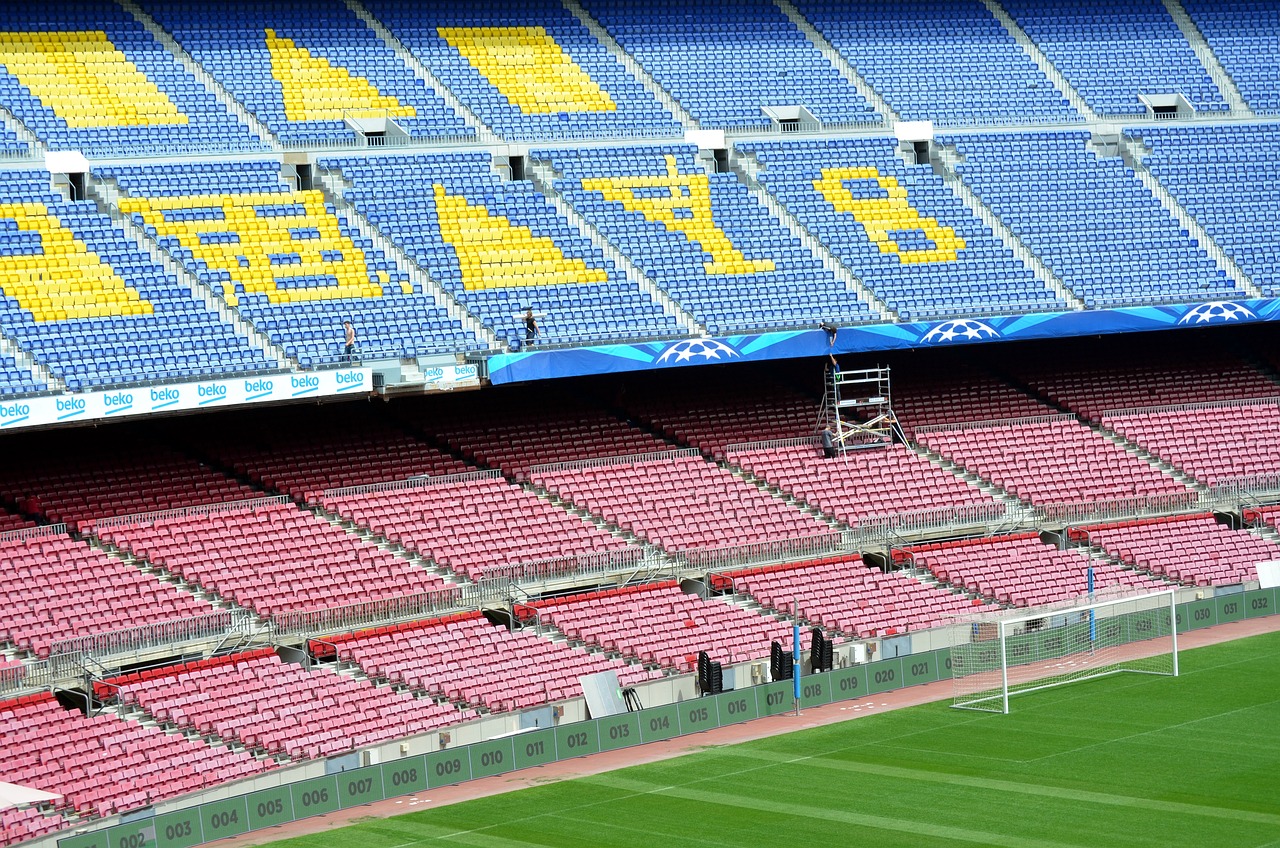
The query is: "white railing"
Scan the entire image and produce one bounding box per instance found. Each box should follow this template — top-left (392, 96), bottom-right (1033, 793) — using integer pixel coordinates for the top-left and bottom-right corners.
top-left (1101, 396), bottom-right (1280, 420)
top-left (0, 653), bottom-right (83, 695)
top-left (320, 470), bottom-right (502, 500)
top-left (92, 496), bottom-right (290, 530)
top-left (722, 436), bottom-right (818, 455)
top-left (49, 611), bottom-right (245, 659)
top-left (1210, 473), bottom-right (1280, 499)
top-left (853, 502), bottom-right (1013, 541)
top-left (271, 585), bottom-right (497, 636)
top-left (914, 413), bottom-right (1075, 436)
top-left (673, 532), bottom-right (849, 571)
top-left (489, 548), bottom-right (645, 584)
top-left (0, 523), bottom-right (68, 543)
top-left (528, 448), bottom-right (698, 476)
top-left (1037, 492), bottom-right (1203, 524)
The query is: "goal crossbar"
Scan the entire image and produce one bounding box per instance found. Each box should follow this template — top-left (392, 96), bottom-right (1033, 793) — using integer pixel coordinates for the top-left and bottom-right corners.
top-left (950, 589), bottom-right (1178, 714)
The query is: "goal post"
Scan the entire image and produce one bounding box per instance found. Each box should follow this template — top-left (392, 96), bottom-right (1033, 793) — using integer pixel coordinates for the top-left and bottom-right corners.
top-left (950, 589), bottom-right (1178, 713)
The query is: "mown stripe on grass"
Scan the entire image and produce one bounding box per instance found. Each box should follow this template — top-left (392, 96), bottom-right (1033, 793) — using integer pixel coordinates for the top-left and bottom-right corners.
top-left (727, 749), bottom-right (1280, 826)
top-left (582, 774), bottom-right (1090, 848)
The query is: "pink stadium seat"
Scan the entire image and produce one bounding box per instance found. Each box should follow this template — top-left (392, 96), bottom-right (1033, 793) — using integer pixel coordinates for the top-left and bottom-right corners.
top-left (916, 417), bottom-right (1189, 506)
top-left (531, 581), bottom-right (796, 670)
top-left (180, 403), bottom-right (473, 502)
top-left (0, 692), bottom-right (270, 822)
top-left (725, 556), bottom-right (988, 637)
top-left (529, 454), bottom-right (830, 553)
top-left (0, 429), bottom-right (260, 531)
top-left (725, 443), bottom-right (996, 523)
top-left (908, 533), bottom-right (1169, 606)
top-left (319, 474), bottom-right (636, 580)
top-left (0, 528), bottom-right (216, 658)
top-left (112, 649), bottom-right (459, 760)
top-left (1082, 512), bottom-right (1280, 586)
top-left (401, 389), bottom-right (671, 481)
top-left (329, 612), bottom-right (661, 709)
top-left (1104, 402), bottom-right (1280, 487)
top-left (93, 499), bottom-right (449, 616)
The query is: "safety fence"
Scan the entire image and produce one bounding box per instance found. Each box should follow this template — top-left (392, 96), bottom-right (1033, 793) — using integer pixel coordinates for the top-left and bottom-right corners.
top-left (0, 523), bottom-right (69, 543)
top-left (673, 532), bottom-right (848, 572)
top-left (92, 497), bottom-right (290, 530)
top-left (47, 612), bottom-right (250, 662)
top-left (528, 448), bottom-right (699, 476)
top-left (1101, 395), bottom-right (1280, 420)
top-left (722, 436), bottom-right (819, 455)
top-left (0, 653), bottom-right (83, 697)
top-left (488, 548), bottom-right (646, 585)
top-left (1036, 492), bottom-right (1203, 524)
top-left (1208, 473), bottom-right (1280, 500)
top-left (320, 470), bottom-right (502, 500)
top-left (269, 582), bottom-right (517, 637)
top-left (914, 413), bottom-right (1077, 435)
top-left (851, 502), bottom-right (1014, 542)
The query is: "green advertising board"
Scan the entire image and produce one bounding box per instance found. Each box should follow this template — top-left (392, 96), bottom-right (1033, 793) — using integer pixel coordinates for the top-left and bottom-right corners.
top-left (555, 720), bottom-right (600, 758)
top-left (468, 737), bottom-right (516, 780)
top-left (380, 756), bottom-right (428, 795)
top-left (58, 830), bottom-right (110, 848)
top-left (105, 820), bottom-right (155, 848)
top-left (290, 776), bottom-right (339, 819)
top-left (1217, 593), bottom-right (1246, 624)
top-left (799, 673), bottom-right (832, 708)
top-left (1182, 598), bottom-right (1217, 631)
top-left (902, 652), bottom-right (939, 687)
top-left (596, 713), bottom-right (641, 753)
top-left (426, 749), bottom-right (472, 786)
top-left (867, 658), bottom-right (903, 694)
top-left (933, 648), bottom-right (955, 680)
top-left (153, 809), bottom-right (204, 848)
top-left (676, 698), bottom-right (718, 735)
top-left (756, 680), bottom-right (794, 716)
top-left (245, 785), bottom-right (294, 830)
top-left (196, 797), bottom-right (250, 843)
top-left (1246, 588), bottom-right (1276, 619)
top-left (512, 728), bottom-right (557, 770)
top-left (829, 665), bottom-right (867, 700)
top-left (638, 703), bottom-right (680, 744)
top-left (335, 766), bottom-right (383, 808)
top-left (715, 689), bottom-right (758, 724)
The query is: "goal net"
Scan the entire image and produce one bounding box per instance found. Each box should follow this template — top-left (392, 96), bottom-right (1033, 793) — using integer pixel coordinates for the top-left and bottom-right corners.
top-left (950, 589), bottom-right (1178, 713)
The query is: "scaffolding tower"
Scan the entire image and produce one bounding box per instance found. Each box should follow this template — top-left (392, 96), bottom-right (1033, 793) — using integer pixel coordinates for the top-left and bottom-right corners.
top-left (817, 363), bottom-right (905, 452)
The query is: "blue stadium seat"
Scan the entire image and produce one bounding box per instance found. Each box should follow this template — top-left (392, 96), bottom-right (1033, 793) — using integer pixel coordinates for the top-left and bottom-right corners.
top-left (744, 136), bottom-right (1063, 320)
top-left (0, 1), bottom-right (266, 155)
top-left (138, 0), bottom-right (475, 144)
top-left (360, 0), bottom-right (682, 141)
top-left (99, 160), bottom-right (482, 365)
top-left (943, 130), bottom-right (1242, 307)
top-left (533, 143), bottom-right (877, 333)
top-left (323, 151), bottom-right (684, 345)
top-left (999, 0), bottom-right (1229, 116)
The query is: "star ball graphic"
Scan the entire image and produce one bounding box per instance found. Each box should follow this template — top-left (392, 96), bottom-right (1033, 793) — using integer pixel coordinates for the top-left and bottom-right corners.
top-left (655, 339), bottom-right (741, 363)
top-left (1177, 301), bottom-right (1256, 325)
top-left (920, 319), bottom-right (1001, 344)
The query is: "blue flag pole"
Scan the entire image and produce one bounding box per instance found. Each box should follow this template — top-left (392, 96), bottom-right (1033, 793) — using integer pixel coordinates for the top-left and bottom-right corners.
top-left (793, 599), bottom-right (801, 715)
top-left (1088, 566), bottom-right (1096, 652)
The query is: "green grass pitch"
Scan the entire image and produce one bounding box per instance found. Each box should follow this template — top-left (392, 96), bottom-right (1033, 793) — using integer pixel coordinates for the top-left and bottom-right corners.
top-left (262, 632), bottom-right (1280, 847)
